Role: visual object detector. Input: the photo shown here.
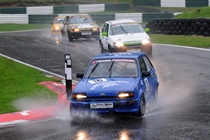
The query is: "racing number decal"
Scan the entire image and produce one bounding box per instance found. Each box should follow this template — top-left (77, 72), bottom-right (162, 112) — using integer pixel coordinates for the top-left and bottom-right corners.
top-left (144, 78), bottom-right (149, 91)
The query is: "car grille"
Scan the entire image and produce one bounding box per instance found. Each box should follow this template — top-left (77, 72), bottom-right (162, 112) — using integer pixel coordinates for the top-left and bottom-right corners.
top-left (79, 28), bottom-right (92, 31)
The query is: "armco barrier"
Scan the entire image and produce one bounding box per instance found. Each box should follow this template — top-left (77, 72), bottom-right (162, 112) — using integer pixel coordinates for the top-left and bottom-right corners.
top-left (142, 12), bottom-right (173, 22)
top-left (1, 12), bottom-right (173, 24)
top-left (146, 18), bottom-right (210, 36)
top-left (0, 3), bottom-right (129, 14)
top-left (0, 7), bottom-right (26, 14)
top-left (105, 3), bottom-right (130, 11)
top-left (90, 14), bottom-right (115, 23)
top-left (115, 13), bottom-right (143, 23)
top-left (27, 6), bottom-right (53, 15)
top-left (0, 14), bottom-right (28, 24)
top-left (29, 14), bottom-right (58, 24)
top-left (134, 0), bottom-right (160, 6)
top-left (134, 0), bottom-right (210, 7)
top-left (79, 4), bottom-right (105, 13)
top-left (185, 0), bottom-right (209, 7)
top-left (53, 5), bottom-right (78, 14)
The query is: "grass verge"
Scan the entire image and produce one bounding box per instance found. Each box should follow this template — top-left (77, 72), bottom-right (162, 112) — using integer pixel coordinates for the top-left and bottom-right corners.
top-left (0, 56), bottom-right (60, 114)
top-left (0, 24), bottom-right (51, 32)
top-left (149, 34), bottom-right (210, 48)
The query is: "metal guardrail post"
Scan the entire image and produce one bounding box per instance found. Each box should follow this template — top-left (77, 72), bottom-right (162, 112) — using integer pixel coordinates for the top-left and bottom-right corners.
top-left (64, 54), bottom-right (72, 99)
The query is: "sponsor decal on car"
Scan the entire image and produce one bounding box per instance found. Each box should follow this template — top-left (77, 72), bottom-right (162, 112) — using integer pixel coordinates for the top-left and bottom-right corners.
top-left (90, 80), bottom-right (129, 90)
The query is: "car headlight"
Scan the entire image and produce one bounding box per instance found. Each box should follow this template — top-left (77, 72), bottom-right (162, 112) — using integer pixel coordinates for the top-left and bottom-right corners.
top-left (72, 93), bottom-right (87, 100)
top-left (72, 28), bottom-right (80, 32)
top-left (54, 26), bottom-right (60, 30)
top-left (114, 42), bottom-right (124, 47)
top-left (142, 39), bottom-right (151, 45)
top-left (118, 92), bottom-right (134, 98)
top-left (92, 27), bottom-right (99, 31)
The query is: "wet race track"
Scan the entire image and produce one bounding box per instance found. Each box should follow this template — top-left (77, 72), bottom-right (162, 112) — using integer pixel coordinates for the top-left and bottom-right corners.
top-left (0, 30), bottom-right (210, 140)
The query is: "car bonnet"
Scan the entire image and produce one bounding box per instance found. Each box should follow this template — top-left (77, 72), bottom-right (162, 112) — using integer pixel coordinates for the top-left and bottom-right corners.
top-left (73, 77), bottom-right (138, 96)
top-left (110, 33), bottom-right (150, 43)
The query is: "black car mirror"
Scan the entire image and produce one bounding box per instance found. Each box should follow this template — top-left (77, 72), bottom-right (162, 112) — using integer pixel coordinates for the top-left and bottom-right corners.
top-left (142, 71), bottom-right (150, 77)
top-left (76, 73), bottom-right (84, 78)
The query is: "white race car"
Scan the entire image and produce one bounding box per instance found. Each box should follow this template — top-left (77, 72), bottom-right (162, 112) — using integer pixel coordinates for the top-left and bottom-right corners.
top-left (99, 19), bottom-right (152, 56)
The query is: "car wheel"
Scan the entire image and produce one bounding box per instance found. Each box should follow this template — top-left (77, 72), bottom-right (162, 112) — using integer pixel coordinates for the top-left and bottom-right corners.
top-left (154, 87), bottom-right (158, 100)
top-left (108, 45), bottom-right (113, 53)
top-left (70, 104), bottom-right (77, 119)
top-left (68, 31), bottom-right (73, 41)
top-left (137, 95), bottom-right (146, 117)
top-left (61, 30), bottom-right (64, 37)
top-left (99, 41), bottom-right (105, 53)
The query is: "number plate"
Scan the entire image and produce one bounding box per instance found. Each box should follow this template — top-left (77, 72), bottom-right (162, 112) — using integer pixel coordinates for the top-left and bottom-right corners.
top-left (127, 49), bottom-right (141, 52)
top-left (90, 103), bottom-right (113, 108)
top-left (81, 32), bottom-right (92, 35)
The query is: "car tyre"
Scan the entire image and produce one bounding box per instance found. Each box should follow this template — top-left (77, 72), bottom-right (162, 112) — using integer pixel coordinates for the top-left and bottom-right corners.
top-left (68, 31), bottom-right (73, 41)
top-left (70, 104), bottom-right (77, 120)
top-left (154, 87), bottom-right (158, 100)
top-left (108, 45), bottom-right (113, 53)
top-left (137, 95), bottom-right (146, 117)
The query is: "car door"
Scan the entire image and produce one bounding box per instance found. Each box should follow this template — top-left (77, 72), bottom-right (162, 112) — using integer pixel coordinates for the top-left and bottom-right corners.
top-left (142, 56), bottom-right (158, 95)
top-left (101, 23), bottom-right (109, 50)
top-left (62, 16), bottom-right (69, 35)
top-left (138, 56), bottom-right (155, 101)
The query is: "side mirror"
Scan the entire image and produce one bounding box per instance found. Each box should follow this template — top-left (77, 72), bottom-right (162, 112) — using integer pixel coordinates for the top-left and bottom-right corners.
top-left (102, 32), bottom-right (108, 37)
top-left (145, 28), bottom-right (150, 33)
top-left (76, 73), bottom-right (84, 78)
top-left (51, 22), bottom-right (53, 25)
top-left (142, 71), bottom-right (150, 77)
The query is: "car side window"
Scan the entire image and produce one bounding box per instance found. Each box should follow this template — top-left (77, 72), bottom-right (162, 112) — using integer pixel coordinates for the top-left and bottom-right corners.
top-left (105, 24), bottom-right (109, 34)
top-left (101, 23), bottom-right (107, 32)
top-left (63, 17), bottom-right (67, 24)
top-left (143, 56), bottom-right (153, 71)
top-left (139, 57), bottom-right (147, 72)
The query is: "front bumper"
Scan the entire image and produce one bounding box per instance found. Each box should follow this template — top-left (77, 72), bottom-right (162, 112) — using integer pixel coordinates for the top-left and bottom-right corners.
top-left (51, 30), bottom-right (61, 35)
top-left (110, 44), bottom-right (152, 53)
top-left (71, 31), bottom-right (100, 39)
top-left (70, 98), bottom-right (139, 114)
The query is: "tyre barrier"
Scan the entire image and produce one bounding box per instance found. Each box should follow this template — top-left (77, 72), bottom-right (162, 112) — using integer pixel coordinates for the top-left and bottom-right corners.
top-left (146, 18), bottom-right (210, 36)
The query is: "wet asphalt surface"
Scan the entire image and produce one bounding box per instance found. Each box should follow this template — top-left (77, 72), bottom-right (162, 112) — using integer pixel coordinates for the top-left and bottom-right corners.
top-left (0, 30), bottom-right (210, 140)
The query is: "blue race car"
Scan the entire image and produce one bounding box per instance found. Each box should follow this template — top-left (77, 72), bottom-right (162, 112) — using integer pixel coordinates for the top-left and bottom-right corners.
top-left (70, 52), bottom-right (159, 118)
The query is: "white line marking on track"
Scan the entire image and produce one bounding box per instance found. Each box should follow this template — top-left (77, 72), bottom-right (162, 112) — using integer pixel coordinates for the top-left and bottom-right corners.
top-left (0, 120), bottom-right (29, 127)
top-left (20, 110), bottom-right (30, 116)
top-left (155, 44), bottom-right (210, 51)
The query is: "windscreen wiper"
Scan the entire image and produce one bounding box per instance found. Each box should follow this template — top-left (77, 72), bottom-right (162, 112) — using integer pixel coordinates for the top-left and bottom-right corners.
top-left (108, 61), bottom-right (115, 78)
top-left (82, 18), bottom-right (88, 23)
top-left (88, 63), bottom-right (99, 78)
top-left (120, 25), bottom-right (127, 34)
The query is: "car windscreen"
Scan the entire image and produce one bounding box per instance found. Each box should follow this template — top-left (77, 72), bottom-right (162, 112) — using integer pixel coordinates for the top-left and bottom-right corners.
top-left (69, 16), bottom-right (94, 24)
top-left (54, 18), bottom-right (64, 24)
top-left (110, 24), bottom-right (144, 35)
top-left (84, 59), bottom-right (138, 78)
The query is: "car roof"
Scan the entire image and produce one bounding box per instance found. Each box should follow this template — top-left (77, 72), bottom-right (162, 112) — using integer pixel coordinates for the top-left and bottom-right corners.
top-left (54, 16), bottom-right (66, 19)
top-left (105, 19), bottom-right (139, 25)
top-left (92, 52), bottom-right (146, 60)
top-left (58, 14), bottom-right (90, 17)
